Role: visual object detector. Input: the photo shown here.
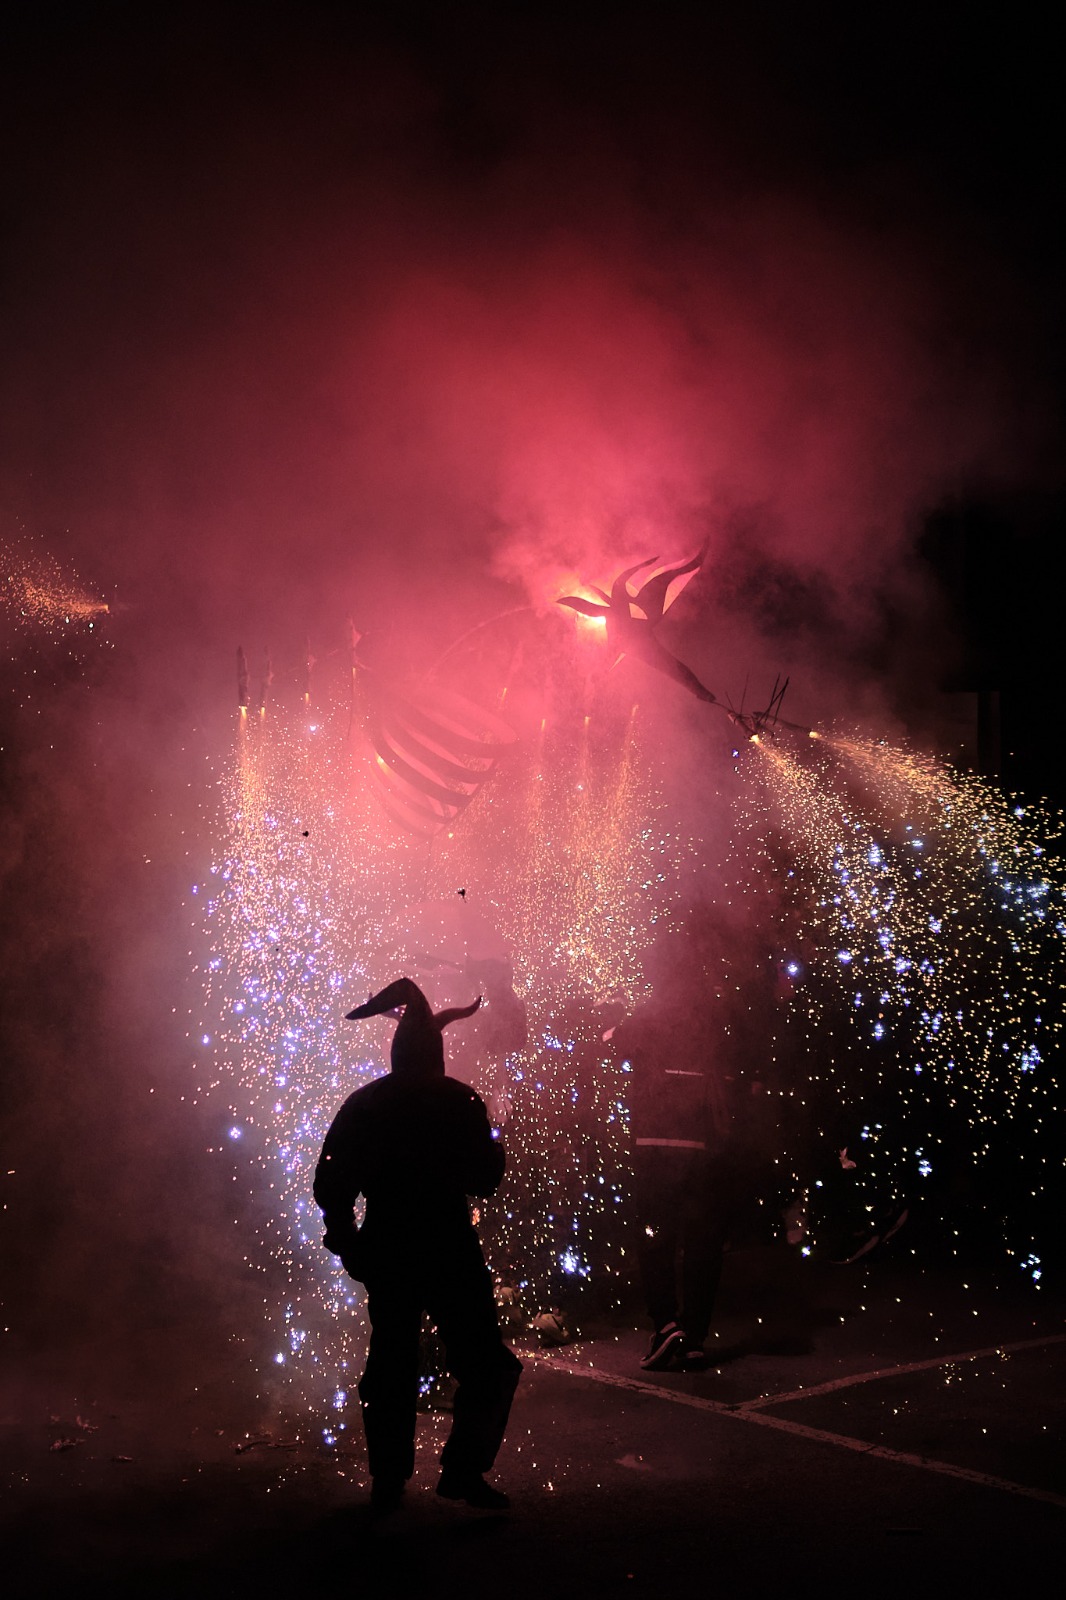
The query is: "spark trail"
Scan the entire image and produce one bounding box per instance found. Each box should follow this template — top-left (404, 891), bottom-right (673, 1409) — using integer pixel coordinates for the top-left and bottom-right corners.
top-left (1, 529), bottom-right (109, 637)
top-left (744, 733), bottom-right (1064, 1278)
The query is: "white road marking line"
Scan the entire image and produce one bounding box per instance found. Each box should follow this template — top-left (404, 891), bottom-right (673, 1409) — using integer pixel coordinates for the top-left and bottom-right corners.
top-left (526, 1351), bottom-right (733, 1414)
top-left (720, 1405), bottom-right (1066, 1508)
top-left (526, 1346), bottom-right (1066, 1510)
top-left (735, 1332), bottom-right (1066, 1410)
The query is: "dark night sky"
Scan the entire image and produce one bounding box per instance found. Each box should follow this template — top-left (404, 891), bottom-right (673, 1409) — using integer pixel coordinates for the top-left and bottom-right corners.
top-left (1, 2), bottom-right (1062, 1344)
top-left (3, 2), bottom-right (1061, 635)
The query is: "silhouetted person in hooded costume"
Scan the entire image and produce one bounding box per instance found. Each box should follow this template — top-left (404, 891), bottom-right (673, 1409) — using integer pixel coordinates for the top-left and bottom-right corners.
top-left (314, 977), bottom-right (521, 1512)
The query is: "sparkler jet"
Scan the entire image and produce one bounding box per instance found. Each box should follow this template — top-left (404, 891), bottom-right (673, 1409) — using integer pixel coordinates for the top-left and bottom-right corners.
top-left (258, 653), bottom-right (273, 713)
top-left (303, 636), bottom-right (316, 704)
top-left (236, 645), bottom-right (250, 709)
top-left (724, 674), bottom-right (813, 740)
top-left (558, 550), bottom-right (718, 703)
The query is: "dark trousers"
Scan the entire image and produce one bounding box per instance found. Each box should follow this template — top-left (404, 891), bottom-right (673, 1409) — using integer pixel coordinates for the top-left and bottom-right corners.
top-left (359, 1226), bottom-right (522, 1483)
top-left (635, 1147), bottom-right (755, 1344)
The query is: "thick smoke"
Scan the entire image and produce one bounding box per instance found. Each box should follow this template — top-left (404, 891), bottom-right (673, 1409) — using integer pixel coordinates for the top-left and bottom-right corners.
top-left (1, 5), bottom-right (1060, 1379)
top-left (2, 10), bottom-right (1056, 666)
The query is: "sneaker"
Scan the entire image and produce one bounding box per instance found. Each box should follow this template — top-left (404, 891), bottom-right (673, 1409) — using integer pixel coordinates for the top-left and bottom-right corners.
top-left (880, 1205), bottom-right (909, 1245)
top-left (828, 1229), bottom-right (881, 1265)
top-left (370, 1475), bottom-right (406, 1514)
top-left (830, 1205), bottom-right (910, 1266)
top-left (640, 1322), bottom-right (685, 1370)
top-left (436, 1471), bottom-right (511, 1510)
top-left (678, 1345), bottom-right (708, 1371)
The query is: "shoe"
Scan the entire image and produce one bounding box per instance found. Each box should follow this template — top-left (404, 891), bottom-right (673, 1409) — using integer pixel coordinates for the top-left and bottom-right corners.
top-left (829, 1206), bottom-right (910, 1266)
top-left (640, 1321), bottom-right (684, 1371)
top-left (436, 1471), bottom-right (511, 1510)
top-left (678, 1345), bottom-right (708, 1371)
top-left (881, 1205), bottom-right (909, 1244)
top-left (828, 1230), bottom-right (881, 1265)
top-left (370, 1475), bottom-right (406, 1514)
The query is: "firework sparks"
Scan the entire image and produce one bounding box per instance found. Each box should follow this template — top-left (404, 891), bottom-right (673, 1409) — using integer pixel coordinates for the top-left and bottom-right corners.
top-left (193, 672), bottom-right (671, 1433)
top-left (740, 732), bottom-right (1064, 1278)
top-left (193, 636), bottom-right (1064, 1442)
top-left (1, 530), bottom-right (110, 637)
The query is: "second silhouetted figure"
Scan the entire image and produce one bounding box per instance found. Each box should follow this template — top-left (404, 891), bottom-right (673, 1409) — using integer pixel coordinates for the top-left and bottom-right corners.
top-left (314, 977), bottom-right (521, 1513)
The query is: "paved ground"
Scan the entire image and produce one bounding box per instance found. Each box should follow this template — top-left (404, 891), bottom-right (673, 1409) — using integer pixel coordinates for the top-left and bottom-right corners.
top-left (4, 1244), bottom-right (1064, 1598)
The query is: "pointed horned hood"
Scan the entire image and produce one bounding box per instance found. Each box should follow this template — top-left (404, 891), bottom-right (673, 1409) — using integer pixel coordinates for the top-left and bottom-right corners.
top-left (345, 977), bottom-right (481, 1076)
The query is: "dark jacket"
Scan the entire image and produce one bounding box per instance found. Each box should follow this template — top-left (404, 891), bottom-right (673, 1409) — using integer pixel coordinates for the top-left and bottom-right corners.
top-left (614, 1010), bottom-right (719, 1153)
top-left (314, 1070), bottom-right (505, 1266)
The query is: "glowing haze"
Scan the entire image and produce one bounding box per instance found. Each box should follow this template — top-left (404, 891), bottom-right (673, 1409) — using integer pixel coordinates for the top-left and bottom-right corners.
top-left (1, 7), bottom-right (1061, 1409)
top-left (2, 13), bottom-right (1054, 687)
